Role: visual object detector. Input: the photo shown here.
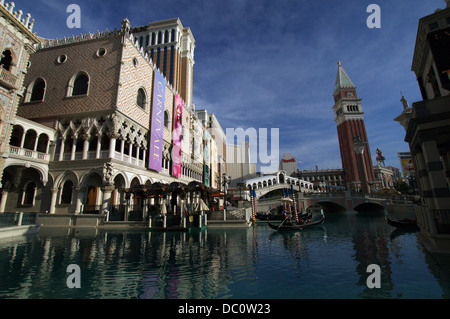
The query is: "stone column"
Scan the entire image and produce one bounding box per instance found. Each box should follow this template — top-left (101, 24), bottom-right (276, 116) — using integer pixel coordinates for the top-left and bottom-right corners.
top-left (108, 136), bottom-right (116, 159)
top-left (421, 139), bottom-right (450, 210)
top-left (0, 189), bottom-right (8, 213)
top-left (96, 134), bottom-right (101, 159)
top-left (136, 145), bottom-right (140, 164)
top-left (414, 150), bottom-right (438, 234)
top-left (71, 137), bottom-right (77, 160)
top-left (120, 139), bottom-right (125, 161)
top-left (101, 184), bottom-right (115, 219)
top-left (128, 143), bottom-right (133, 163)
top-left (49, 187), bottom-right (59, 214)
top-left (33, 134), bottom-right (39, 152)
top-left (74, 186), bottom-right (84, 214)
top-left (415, 150), bottom-right (432, 203)
top-left (19, 131), bottom-right (26, 149)
top-left (82, 134), bottom-right (90, 160)
top-left (58, 137), bottom-right (65, 161)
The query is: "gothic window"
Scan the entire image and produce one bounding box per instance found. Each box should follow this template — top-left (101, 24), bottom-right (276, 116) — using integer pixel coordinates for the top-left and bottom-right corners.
top-left (30, 78), bottom-right (46, 102)
top-left (100, 134), bottom-right (110, 151)
top-left (137, 88), bottom-right (147, 110)
top-left (0, 49), bottom-right (13, 71)
top-left (70, 72), bottom-right (89, 96)
top-left (89, 135), bottom-right (98, 151)
top-left (76, 138), bottom-right (84, 152)
top-left (115, 137), bottom-right (122, 152)
top-left (64, 136), bottom-right (74, 154)
top-left (60, 180), bottom-right (73, 204)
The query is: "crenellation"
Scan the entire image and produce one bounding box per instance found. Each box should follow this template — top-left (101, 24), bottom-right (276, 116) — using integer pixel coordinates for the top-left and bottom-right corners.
top-left (0, 1), bottom-right (34, 32)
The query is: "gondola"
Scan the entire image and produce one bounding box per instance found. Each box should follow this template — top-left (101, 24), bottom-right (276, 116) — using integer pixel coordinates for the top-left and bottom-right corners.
top-left (386, 216), bottom-right (419, 231)
top-left (267, 211), bottom-right (325, 231)
top-left (255, 212), bottom-right (284, 221)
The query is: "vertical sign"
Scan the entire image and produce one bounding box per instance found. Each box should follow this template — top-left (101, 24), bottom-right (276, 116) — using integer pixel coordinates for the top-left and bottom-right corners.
top-left (210, 138), bottom-right (216, 189)
top-left (172, 94), bottom-right (183, 177)
top-left (149, 70), bottom-right (166, 171)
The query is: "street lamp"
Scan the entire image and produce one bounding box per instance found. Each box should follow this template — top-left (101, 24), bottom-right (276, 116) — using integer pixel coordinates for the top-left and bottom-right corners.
top-left (222, 173), bottom-right (231, 221)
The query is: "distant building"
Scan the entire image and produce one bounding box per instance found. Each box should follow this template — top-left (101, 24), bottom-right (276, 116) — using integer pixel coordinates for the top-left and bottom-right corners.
top-left (372, 148), bottom-right (397, 189)
top-left (297, 168), bottom-right (346, 192)
top-left (332, 62), bottom-right (376, 193)
top-left (131, 18), bottom-right (195, 108)
top-left (397, 152), bottom-right (414, 178)
top-left (196, 109), bottom-right (227, 189)
top-left (227, 140), bottom-right (256, 187)
top-left (279, 153), bottom-right (297, 176)
top-left (373, 165), bottom-right (395, 189)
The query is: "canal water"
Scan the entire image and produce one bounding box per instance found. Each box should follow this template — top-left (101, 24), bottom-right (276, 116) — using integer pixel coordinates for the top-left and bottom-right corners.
top-left (1, 211), bottom-right (449, 299)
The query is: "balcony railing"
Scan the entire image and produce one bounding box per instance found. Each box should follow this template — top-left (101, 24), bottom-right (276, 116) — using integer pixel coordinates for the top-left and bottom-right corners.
top-left (0, 68), bottom-right (18, 90)
top-left (0, 212), bottom-right (39, 228)
top-left (9, 145), bottom-right (50, 162)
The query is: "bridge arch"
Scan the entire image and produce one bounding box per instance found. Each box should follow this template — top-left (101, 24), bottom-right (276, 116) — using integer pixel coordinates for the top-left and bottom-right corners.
top-left (354, 201), bottom-right (385, 214)
top-left (306, 201), bottom-right (347, 214)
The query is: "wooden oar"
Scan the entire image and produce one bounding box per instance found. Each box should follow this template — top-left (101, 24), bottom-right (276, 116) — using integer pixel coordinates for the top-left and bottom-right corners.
top-left (277, 217), bottom-right (289, 230)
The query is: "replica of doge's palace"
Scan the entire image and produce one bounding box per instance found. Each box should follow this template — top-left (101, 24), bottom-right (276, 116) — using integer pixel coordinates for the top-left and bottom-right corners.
top-left (0, 11), bottom-right (226, 221)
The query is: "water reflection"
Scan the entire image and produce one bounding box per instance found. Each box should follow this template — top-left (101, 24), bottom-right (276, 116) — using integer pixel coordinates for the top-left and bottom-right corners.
top-left (352, 213), bottom-right (396, 298)
top-left (0, 212), bottom-right (449, 299)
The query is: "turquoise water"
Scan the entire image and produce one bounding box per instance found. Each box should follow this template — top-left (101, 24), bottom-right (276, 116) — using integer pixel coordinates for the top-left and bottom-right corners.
top-left (1, 212), bottom-right (449, 299)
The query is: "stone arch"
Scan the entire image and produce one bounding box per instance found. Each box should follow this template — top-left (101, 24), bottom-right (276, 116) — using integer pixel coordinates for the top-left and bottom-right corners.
top-left (55, 170), bottom-right (79, 189)
top-left (9, 125), bottom-right (25, 147)
top-left (130, 176), bottom-right (142, 187)
top-left (0, 48), bottom-right (16, 72)
top-left (80, 171), bottom-right (103, 213)
top-left (110, 173), bottom-right (127, 212)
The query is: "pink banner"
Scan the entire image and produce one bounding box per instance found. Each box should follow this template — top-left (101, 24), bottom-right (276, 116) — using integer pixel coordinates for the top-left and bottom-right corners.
top-left (172, 94), bottom-right (183, 177)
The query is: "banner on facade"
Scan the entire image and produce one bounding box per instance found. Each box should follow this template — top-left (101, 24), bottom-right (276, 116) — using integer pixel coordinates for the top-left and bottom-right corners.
top-left (210, 136), bottom-right (216, 189)
top-left (204, 130), bottom-right (210, 186)
top-left (172, 94), bottom-right (183, 177)
top-left (149, 70), bottom-right (166, 171)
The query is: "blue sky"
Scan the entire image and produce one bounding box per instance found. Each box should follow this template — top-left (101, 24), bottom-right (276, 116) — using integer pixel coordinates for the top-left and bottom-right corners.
top-left (17, 0), bottom-right (445, 173)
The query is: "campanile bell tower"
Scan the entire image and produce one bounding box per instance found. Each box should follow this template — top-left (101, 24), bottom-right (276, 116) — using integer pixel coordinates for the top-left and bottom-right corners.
top-left (332, 61), bottom-right (375, 192)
